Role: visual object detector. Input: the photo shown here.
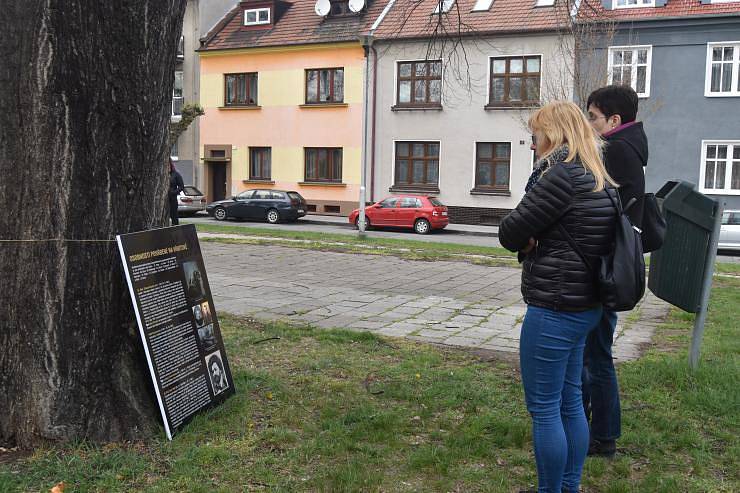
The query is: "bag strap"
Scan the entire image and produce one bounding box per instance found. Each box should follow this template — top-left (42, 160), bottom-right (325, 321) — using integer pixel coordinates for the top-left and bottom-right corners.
top-left (556, 187), bottom-right (620, 276)
top-left (557, 223), bottom-right (594, 276)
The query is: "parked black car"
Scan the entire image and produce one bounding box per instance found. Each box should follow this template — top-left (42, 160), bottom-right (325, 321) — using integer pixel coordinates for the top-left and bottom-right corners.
top-left (206, 189), bottom-right (308, 223)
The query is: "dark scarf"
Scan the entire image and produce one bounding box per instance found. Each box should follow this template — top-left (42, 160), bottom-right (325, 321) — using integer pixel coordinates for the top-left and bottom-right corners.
top-left (525, 145), bottom-right (571, 192)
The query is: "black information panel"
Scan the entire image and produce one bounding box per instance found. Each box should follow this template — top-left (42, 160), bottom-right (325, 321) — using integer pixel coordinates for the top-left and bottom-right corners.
top-left (116, 224), bottom-right (234, 439)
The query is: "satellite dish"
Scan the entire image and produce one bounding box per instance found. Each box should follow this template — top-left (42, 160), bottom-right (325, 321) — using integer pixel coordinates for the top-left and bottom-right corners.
top-left (348, 0), bottom-right (366, 13)
top-left (315, 0), bottom-right (330, 16)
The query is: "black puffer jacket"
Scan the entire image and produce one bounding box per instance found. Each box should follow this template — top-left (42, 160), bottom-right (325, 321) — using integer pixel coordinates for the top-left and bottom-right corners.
top-left (499, 158), bottom-right (618, 312)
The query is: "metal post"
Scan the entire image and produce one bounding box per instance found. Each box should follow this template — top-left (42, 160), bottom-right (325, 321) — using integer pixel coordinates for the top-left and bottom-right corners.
top-left (689, 200), bottom-right (725, 369)
top-left (358, 35), bottom-right (373, 238)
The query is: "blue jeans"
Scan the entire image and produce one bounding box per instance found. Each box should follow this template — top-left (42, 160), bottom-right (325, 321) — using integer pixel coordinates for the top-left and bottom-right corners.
top-left (520, 305), bottom-right (603, 493)
top-left (582, 311), bottom-right (621, 441)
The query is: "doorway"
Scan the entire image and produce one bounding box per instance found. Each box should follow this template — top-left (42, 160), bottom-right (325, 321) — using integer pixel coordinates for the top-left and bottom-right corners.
top-left (210, 163), bottom-right (227, 202)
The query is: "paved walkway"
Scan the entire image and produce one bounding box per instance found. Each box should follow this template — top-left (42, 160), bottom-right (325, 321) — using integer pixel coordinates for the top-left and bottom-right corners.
top-left (204, 241), bottom-right (671, 362)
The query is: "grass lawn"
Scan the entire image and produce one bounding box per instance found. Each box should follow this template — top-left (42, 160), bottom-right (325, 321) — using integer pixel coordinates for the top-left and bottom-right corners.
top-left (2, 277), bottom-right (737, 492)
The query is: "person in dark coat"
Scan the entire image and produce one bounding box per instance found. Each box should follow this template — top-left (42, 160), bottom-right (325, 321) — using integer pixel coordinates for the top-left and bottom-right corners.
top-left (583, 85), bottom-right (648, 458)
top-left (499, 101), bottom-right (618, 493)
top-left (168, 159), bottom-right (185, 225)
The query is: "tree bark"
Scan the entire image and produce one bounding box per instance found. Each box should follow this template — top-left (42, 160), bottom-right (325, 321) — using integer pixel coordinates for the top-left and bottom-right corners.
top-left (0, 0), bottom-right (186, 448)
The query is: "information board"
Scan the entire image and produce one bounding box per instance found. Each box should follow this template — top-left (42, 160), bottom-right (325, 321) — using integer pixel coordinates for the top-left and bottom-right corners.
top-left (116, 224), bottom-right (234, 439)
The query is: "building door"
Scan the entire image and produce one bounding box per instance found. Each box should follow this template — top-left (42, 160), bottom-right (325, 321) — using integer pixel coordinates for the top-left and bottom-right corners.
top-left (211, 163), bottom-right (227, 202)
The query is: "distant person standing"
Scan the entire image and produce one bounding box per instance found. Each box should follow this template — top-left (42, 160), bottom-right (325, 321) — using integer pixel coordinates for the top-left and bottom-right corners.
top-left (584, 85), bottom-right (648, 458)
top-left (169, 159), bottom-right (185, 225)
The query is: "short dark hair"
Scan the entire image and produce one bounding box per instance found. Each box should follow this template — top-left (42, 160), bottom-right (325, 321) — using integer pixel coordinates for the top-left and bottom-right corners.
top-left (586, 85), bottom-right (639, 123)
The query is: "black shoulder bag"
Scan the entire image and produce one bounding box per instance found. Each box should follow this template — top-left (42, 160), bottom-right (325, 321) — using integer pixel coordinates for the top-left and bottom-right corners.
top-left (558, 189), bottom-right (646, 312)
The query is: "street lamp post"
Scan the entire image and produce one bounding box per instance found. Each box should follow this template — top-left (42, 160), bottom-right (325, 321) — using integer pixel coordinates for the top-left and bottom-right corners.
top-left (358, 34), bottom-right (374, 238)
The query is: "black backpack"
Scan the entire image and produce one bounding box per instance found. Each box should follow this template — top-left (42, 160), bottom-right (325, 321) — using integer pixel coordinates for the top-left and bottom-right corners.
top-left (558, 189), bottom-right (646, 312)
top-left (640, 193), bottom-right (666, 253)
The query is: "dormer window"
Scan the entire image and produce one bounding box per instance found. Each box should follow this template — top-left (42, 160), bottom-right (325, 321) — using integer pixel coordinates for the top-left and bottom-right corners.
top-left (244, 7), bottom-right (270, 25)
top-left (433, 0), bottom-right (455, 14)
top-left (330, 1), bottom-right (352, 16)
top-left (614, 0), bottom-right (654, 8)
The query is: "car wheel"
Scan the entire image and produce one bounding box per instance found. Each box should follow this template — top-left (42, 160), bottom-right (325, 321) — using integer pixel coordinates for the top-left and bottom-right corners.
top-left (266, 208), bottom-right (280, 224)
top-left (414, 218), bottom-right (431, 235)
top-left (355, 216), bottom-right (371, 230)
top-left (213, 207), bottom-right (227, 221)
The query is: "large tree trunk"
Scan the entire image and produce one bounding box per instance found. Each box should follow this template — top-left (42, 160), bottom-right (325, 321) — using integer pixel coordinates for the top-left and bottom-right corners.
top-left (0, 0), bottom-right (186, 448)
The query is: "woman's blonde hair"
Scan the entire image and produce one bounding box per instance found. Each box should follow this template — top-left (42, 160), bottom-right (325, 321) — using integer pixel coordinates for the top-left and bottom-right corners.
top-left (529, 100), bottom-right (615, 191)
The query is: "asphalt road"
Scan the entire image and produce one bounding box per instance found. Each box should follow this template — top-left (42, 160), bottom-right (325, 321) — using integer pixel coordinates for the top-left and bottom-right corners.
top-left (182, 213), bottom-right (740, 263)
top-left (183, 214), bottom-right (504, 248)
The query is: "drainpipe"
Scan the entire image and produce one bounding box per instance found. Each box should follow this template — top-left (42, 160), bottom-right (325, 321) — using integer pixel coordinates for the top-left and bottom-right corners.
top-left (370, 44), bottom-right (378, 203)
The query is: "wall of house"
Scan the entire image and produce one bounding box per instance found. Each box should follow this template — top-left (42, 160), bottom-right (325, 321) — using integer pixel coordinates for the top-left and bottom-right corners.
top-left (583, 17), bottom-right (740, 210)
top-left (198, 43), bottom-right (365, 213)
top-left (371, 34), bottom-right (573, 224)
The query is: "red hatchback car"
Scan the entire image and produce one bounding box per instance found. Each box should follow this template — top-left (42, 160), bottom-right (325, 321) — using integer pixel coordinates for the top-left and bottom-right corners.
top-left (348, 195), bottom-right (449, 234)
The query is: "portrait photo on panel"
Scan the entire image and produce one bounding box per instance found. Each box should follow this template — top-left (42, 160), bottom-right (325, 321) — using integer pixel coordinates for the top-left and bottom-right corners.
top-left (183, 260), bottom-right (205, 303)
top-left (200, 301), bottom-right (213, 326)
top-left (206, 350), bottom-right (228, 396)
top-left (197, 323), bottom-right (217, 350)
top-left (192, 303), bottom-right (205, 328)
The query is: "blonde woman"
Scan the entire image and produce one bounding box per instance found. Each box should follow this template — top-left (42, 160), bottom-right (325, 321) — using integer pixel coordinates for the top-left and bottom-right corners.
top-left (499, 101), bottom-right (618, 493)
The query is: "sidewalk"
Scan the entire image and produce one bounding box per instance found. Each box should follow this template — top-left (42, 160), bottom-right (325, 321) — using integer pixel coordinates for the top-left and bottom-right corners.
top-left (303, 213), bottom-right (500, 237)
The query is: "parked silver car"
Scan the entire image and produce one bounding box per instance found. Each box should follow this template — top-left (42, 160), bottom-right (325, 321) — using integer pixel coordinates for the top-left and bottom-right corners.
top-left (719, 210), bottom-right (740, 251)
top-left (178, 186), bottom-right (206, 216)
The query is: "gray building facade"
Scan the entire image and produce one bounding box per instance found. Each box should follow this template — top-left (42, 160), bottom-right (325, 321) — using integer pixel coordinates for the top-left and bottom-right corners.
top-left (581, 13), bottom-right (740, 209)
top-left (173, 0), bottom-right (236, 186)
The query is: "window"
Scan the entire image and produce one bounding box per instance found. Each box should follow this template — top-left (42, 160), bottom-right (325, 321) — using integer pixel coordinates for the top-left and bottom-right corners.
top-left (471, 0), bottom-right (493, 11)
top-left (224, 73), bottom-right (258, 106)
top-left (255, 190), bottom-right (272, 199)
top-left (608, 46), bottom-right (652, 97)
top-left (400, 197), bottom-right (423, 208)
top-left (244, 8), bottom-right (270, 25)
top-left (330, 0), bottom-right (352, 16)
top-left (394, 142), bottom-right (440, 188)
top-left (379, 197), bottom-right (399, 208)
top-left (396, 60), bottom-right (442, 107)
top-left (249, 147), bottom-right (271, 181)
top-left (474, 142), bottom-right (511, 191)
top-left (706, 43), bottom-right (740, 97)
top-left (305, 148), bottom-right (343, 183)
top-left (700, 141), bottom-right (740, 195)
top-left (433, 0), bottom-right (455, 14)
top-left (305, 68), bottom-right (344, 104)
top-left (722, 211), bottom-right (740, 225)
top-left (535, 0), bottom-right (555, 5)
top-left (614, 0), bottom-right (654, 8)
top-left (177, 35), bottom-right (184, 58)
top-left (488, 56), bottom-right (541, 107)
top-left (172, 71), bottom-right (183, 116)
top-left (236, 190), bottom-right (254, 200)
top-left (170, 139), bottom-right (179, 159)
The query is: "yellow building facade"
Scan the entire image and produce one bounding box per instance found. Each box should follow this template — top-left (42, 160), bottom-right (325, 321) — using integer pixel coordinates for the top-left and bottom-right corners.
top-left (198, 42), bottom-right (365, 215)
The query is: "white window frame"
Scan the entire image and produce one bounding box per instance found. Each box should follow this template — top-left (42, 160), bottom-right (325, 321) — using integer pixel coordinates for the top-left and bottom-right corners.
top-left (171, 70), bottom-right (183, 120)
top-left (471, 0), bottom-right (494, 11)
top-left (699, 140), bottom-right (740, 196)
top-left (486, 53), bottom-right (544, 106)
top-left (391, 139), bottom-right (443, 189)
top-left (704, 42), bottom-right (740, 97)
top-left (470, 141), bottom-right (514, 193)
top-left (433, 0), bottom-right (455, 14)
top-left (244, 8), bottom-right (270, 26)
top-left (393, 58), bottom-right (445, 107)
top-left (535, 0), bottom-right (555, 6)
top-left (613, 0), bottom-right (655, 8)
top-left (607, 45), bottom-right (652, 98)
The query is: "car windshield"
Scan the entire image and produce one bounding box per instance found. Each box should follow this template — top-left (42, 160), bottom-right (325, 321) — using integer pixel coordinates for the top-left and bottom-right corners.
top-left (429, 197), bottom-right (444, 207)
top-left (183, 186), bottom-right (202, 196)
